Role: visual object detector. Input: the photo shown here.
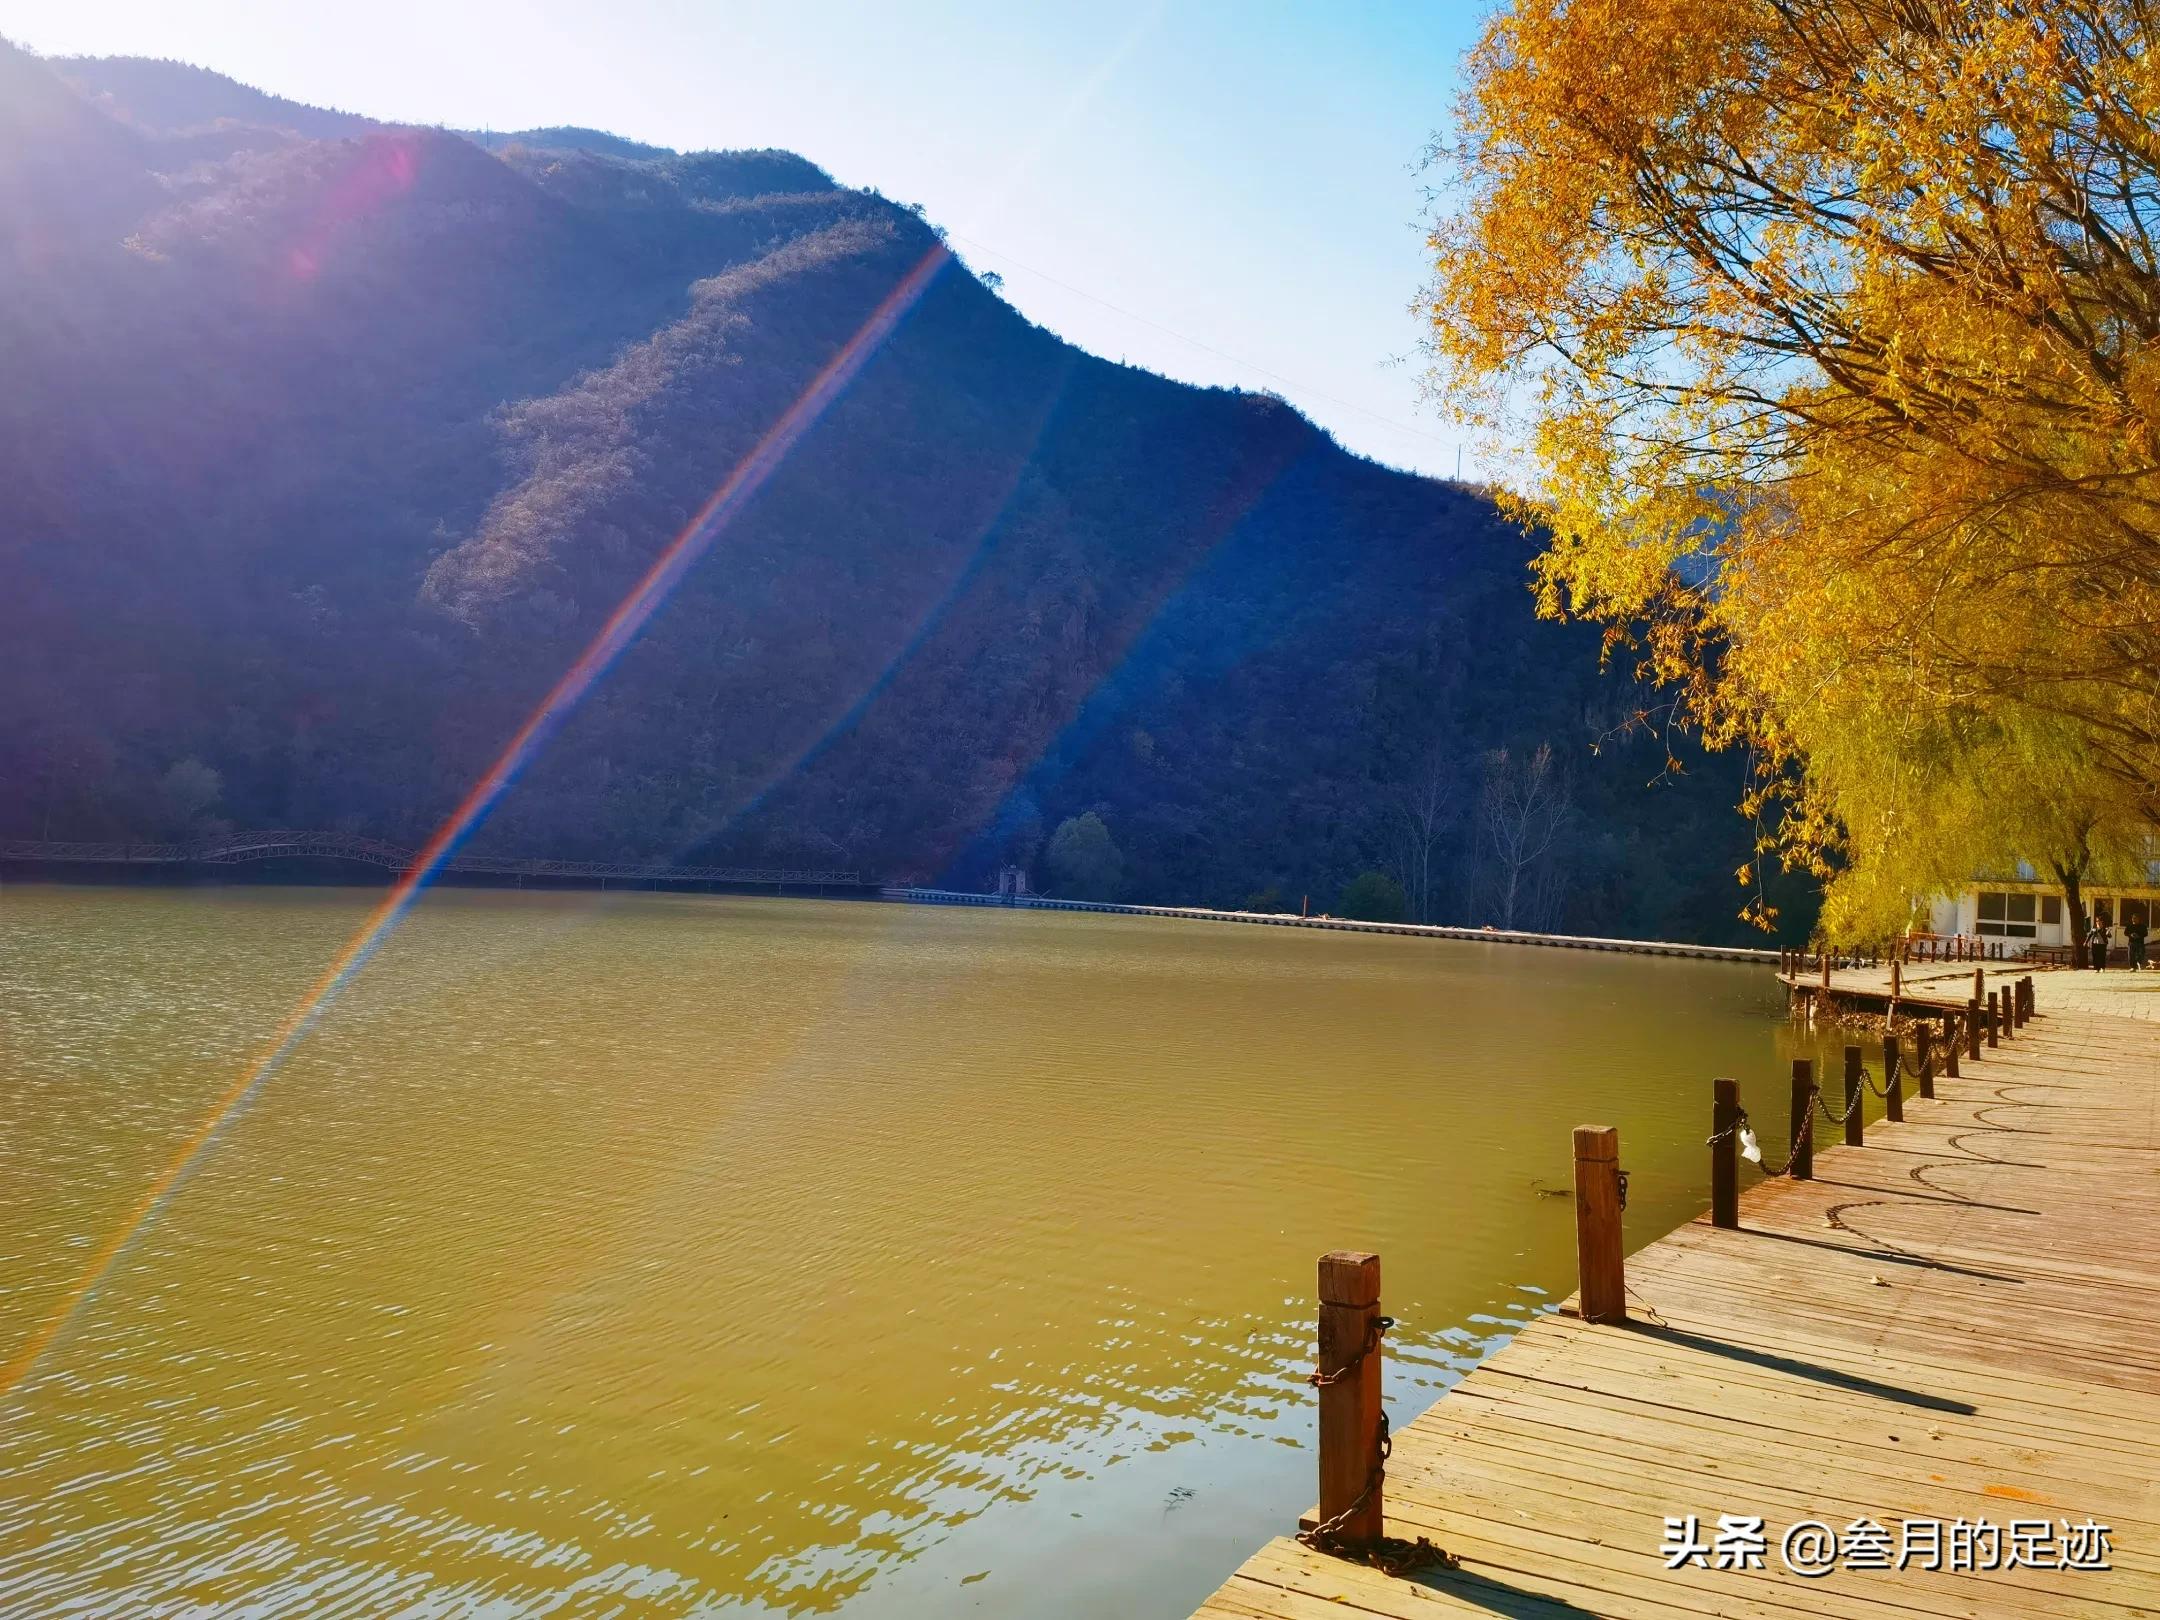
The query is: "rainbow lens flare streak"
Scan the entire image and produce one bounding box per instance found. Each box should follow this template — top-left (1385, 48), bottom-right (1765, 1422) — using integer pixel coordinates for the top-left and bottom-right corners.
top-left (0, 244), bottom-right (951, 1399)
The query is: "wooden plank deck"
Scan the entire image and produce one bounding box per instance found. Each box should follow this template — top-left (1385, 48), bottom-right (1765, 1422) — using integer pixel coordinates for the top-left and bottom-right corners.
top-left (1189, 975), bottom-right (2160, 1618)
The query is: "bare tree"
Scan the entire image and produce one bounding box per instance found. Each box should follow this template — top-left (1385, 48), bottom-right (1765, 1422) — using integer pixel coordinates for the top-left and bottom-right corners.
top-left (1474, 743), bottom-right (1572, 931)
top-left (1391, 742), bottom-right (1455, 924)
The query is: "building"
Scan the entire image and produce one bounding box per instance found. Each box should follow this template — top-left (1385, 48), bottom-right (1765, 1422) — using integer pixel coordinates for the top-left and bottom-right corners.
top-left (1927, 860), bottom-right (2158, 955)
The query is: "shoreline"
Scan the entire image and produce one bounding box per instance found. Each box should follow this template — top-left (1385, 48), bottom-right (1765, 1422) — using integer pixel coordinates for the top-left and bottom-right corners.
top-left (4, 863), bottom-right (1787, 961)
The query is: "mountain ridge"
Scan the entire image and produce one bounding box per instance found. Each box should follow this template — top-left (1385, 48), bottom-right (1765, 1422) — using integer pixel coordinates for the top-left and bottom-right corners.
top-left (0, 43), bottom-right (1807, 941)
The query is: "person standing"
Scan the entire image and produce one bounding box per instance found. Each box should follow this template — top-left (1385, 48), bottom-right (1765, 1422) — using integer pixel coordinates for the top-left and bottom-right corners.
top-left (2128, 909), bottom-right (2150, 972)
top-left (2088, 913), bottom-right (2111, 971)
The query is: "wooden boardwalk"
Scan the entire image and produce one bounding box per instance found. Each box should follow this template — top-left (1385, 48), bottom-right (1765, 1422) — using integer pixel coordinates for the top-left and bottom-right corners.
top-left (1190, 972), bottom-right (2160, 1618)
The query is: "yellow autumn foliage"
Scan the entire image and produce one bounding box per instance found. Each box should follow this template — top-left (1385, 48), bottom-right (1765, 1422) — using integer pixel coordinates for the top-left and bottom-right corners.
top-left (1427, 0), bottom-right (2160, 930)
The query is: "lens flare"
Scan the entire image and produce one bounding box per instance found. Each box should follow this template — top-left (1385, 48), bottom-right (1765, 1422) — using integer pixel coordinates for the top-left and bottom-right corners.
top-left (0, 243), bottom-right (950, 1400)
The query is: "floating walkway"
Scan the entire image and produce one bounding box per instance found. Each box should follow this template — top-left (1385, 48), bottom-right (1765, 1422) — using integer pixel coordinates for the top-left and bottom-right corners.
top-left (1188, 968), bottom-right (2160, 1618)
top-left (883, 887), bottom-right (1779, 963)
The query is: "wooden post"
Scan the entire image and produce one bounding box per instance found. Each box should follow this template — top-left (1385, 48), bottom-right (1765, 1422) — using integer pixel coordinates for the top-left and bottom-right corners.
top-left (1820, 952), bottom-right (1832, 991)
top-left (1973, 965), bottom-right (1985, 1003)
top-left (2019, 975), bottom-right (2033, 1024)
top-left (1843, 1046), bottom-right (1865, 1146)
top-left (1572, 1126), bottom-right (1626, 1324)
top-left (1999, 984), bottom-right (2013, 1041)
top-left (1914, 1025), bottom-right (1934, 1099)
top-left (1890, 958), bottom-right (1903, 1002)
top-left (1986, 991), bottom-right (1999, 1047)
top-left (1711, 1078), bottom-right (1740, 1228)
top-left (1966, 999), bottom-right (1982, 1059)
top-left (1789, 1058), bottom-right (1814, 1180)
top-left (1883, 1034), bottom-right (1903, 1123)
top-left (1943, 1011), bottom-right (1960, 1077)
top-left (1316, 1251), bottom-right (1383, 1543)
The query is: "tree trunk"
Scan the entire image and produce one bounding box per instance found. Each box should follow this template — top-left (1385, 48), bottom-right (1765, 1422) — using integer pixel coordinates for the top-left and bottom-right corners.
top-left (2051, 859), bottom-right (2089, 969)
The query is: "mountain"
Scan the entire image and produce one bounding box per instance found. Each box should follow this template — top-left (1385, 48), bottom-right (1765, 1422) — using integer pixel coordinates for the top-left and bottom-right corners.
top-left (0, 43), bottom-right (1810, 942)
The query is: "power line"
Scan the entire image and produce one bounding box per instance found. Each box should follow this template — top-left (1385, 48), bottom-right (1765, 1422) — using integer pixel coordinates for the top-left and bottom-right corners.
top-left (944, 230), bottom-right (1463, 459)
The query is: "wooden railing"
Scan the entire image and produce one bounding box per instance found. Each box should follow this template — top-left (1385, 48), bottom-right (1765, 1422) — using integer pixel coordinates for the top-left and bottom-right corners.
top-left (1775, 934), bottom-right (2022, 978)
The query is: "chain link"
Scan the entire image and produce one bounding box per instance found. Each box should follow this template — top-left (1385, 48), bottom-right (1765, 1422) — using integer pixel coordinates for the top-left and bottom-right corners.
top-left (1815, 1084), bottom-right (1863, 1125)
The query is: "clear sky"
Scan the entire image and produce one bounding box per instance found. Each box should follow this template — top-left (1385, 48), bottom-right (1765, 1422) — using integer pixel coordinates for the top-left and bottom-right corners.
top-left (0, 1), bottom-right (1486, 479)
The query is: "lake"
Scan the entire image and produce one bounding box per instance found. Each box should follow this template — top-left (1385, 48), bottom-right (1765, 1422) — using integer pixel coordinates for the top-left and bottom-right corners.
top-left (0, 887), bottom-right (1862, 1617)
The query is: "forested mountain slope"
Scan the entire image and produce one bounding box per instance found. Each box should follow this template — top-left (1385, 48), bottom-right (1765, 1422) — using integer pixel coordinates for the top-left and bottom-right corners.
top-left (0, 43), bottom-right (1810, 942)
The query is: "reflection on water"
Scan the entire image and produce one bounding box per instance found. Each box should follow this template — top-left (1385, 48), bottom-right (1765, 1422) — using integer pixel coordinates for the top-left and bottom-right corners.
top-left (0, 888), bottom-right (1858, 1616)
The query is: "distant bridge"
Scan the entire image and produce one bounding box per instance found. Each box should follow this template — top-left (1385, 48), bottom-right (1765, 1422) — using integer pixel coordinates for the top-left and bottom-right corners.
top-left (0, 831), bottom-right (862, 888)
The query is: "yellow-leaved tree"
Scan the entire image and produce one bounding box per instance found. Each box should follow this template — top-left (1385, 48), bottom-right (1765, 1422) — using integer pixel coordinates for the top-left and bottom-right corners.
top-left (1425, 0), bottom-right (2160, 932)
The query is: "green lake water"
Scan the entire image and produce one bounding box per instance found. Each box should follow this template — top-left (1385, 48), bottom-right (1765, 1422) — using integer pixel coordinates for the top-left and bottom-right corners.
top-left (0, 886), bottom-right (1868, 1616)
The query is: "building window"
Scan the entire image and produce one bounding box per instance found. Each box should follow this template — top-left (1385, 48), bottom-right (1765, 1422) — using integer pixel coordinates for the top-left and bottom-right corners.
top-left (1977, 891), bottom-right (2037, 938)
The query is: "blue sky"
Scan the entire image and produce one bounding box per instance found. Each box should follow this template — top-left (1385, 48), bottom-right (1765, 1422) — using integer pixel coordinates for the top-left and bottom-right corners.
top-left (2, 0), bottom-right (1487, 479)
